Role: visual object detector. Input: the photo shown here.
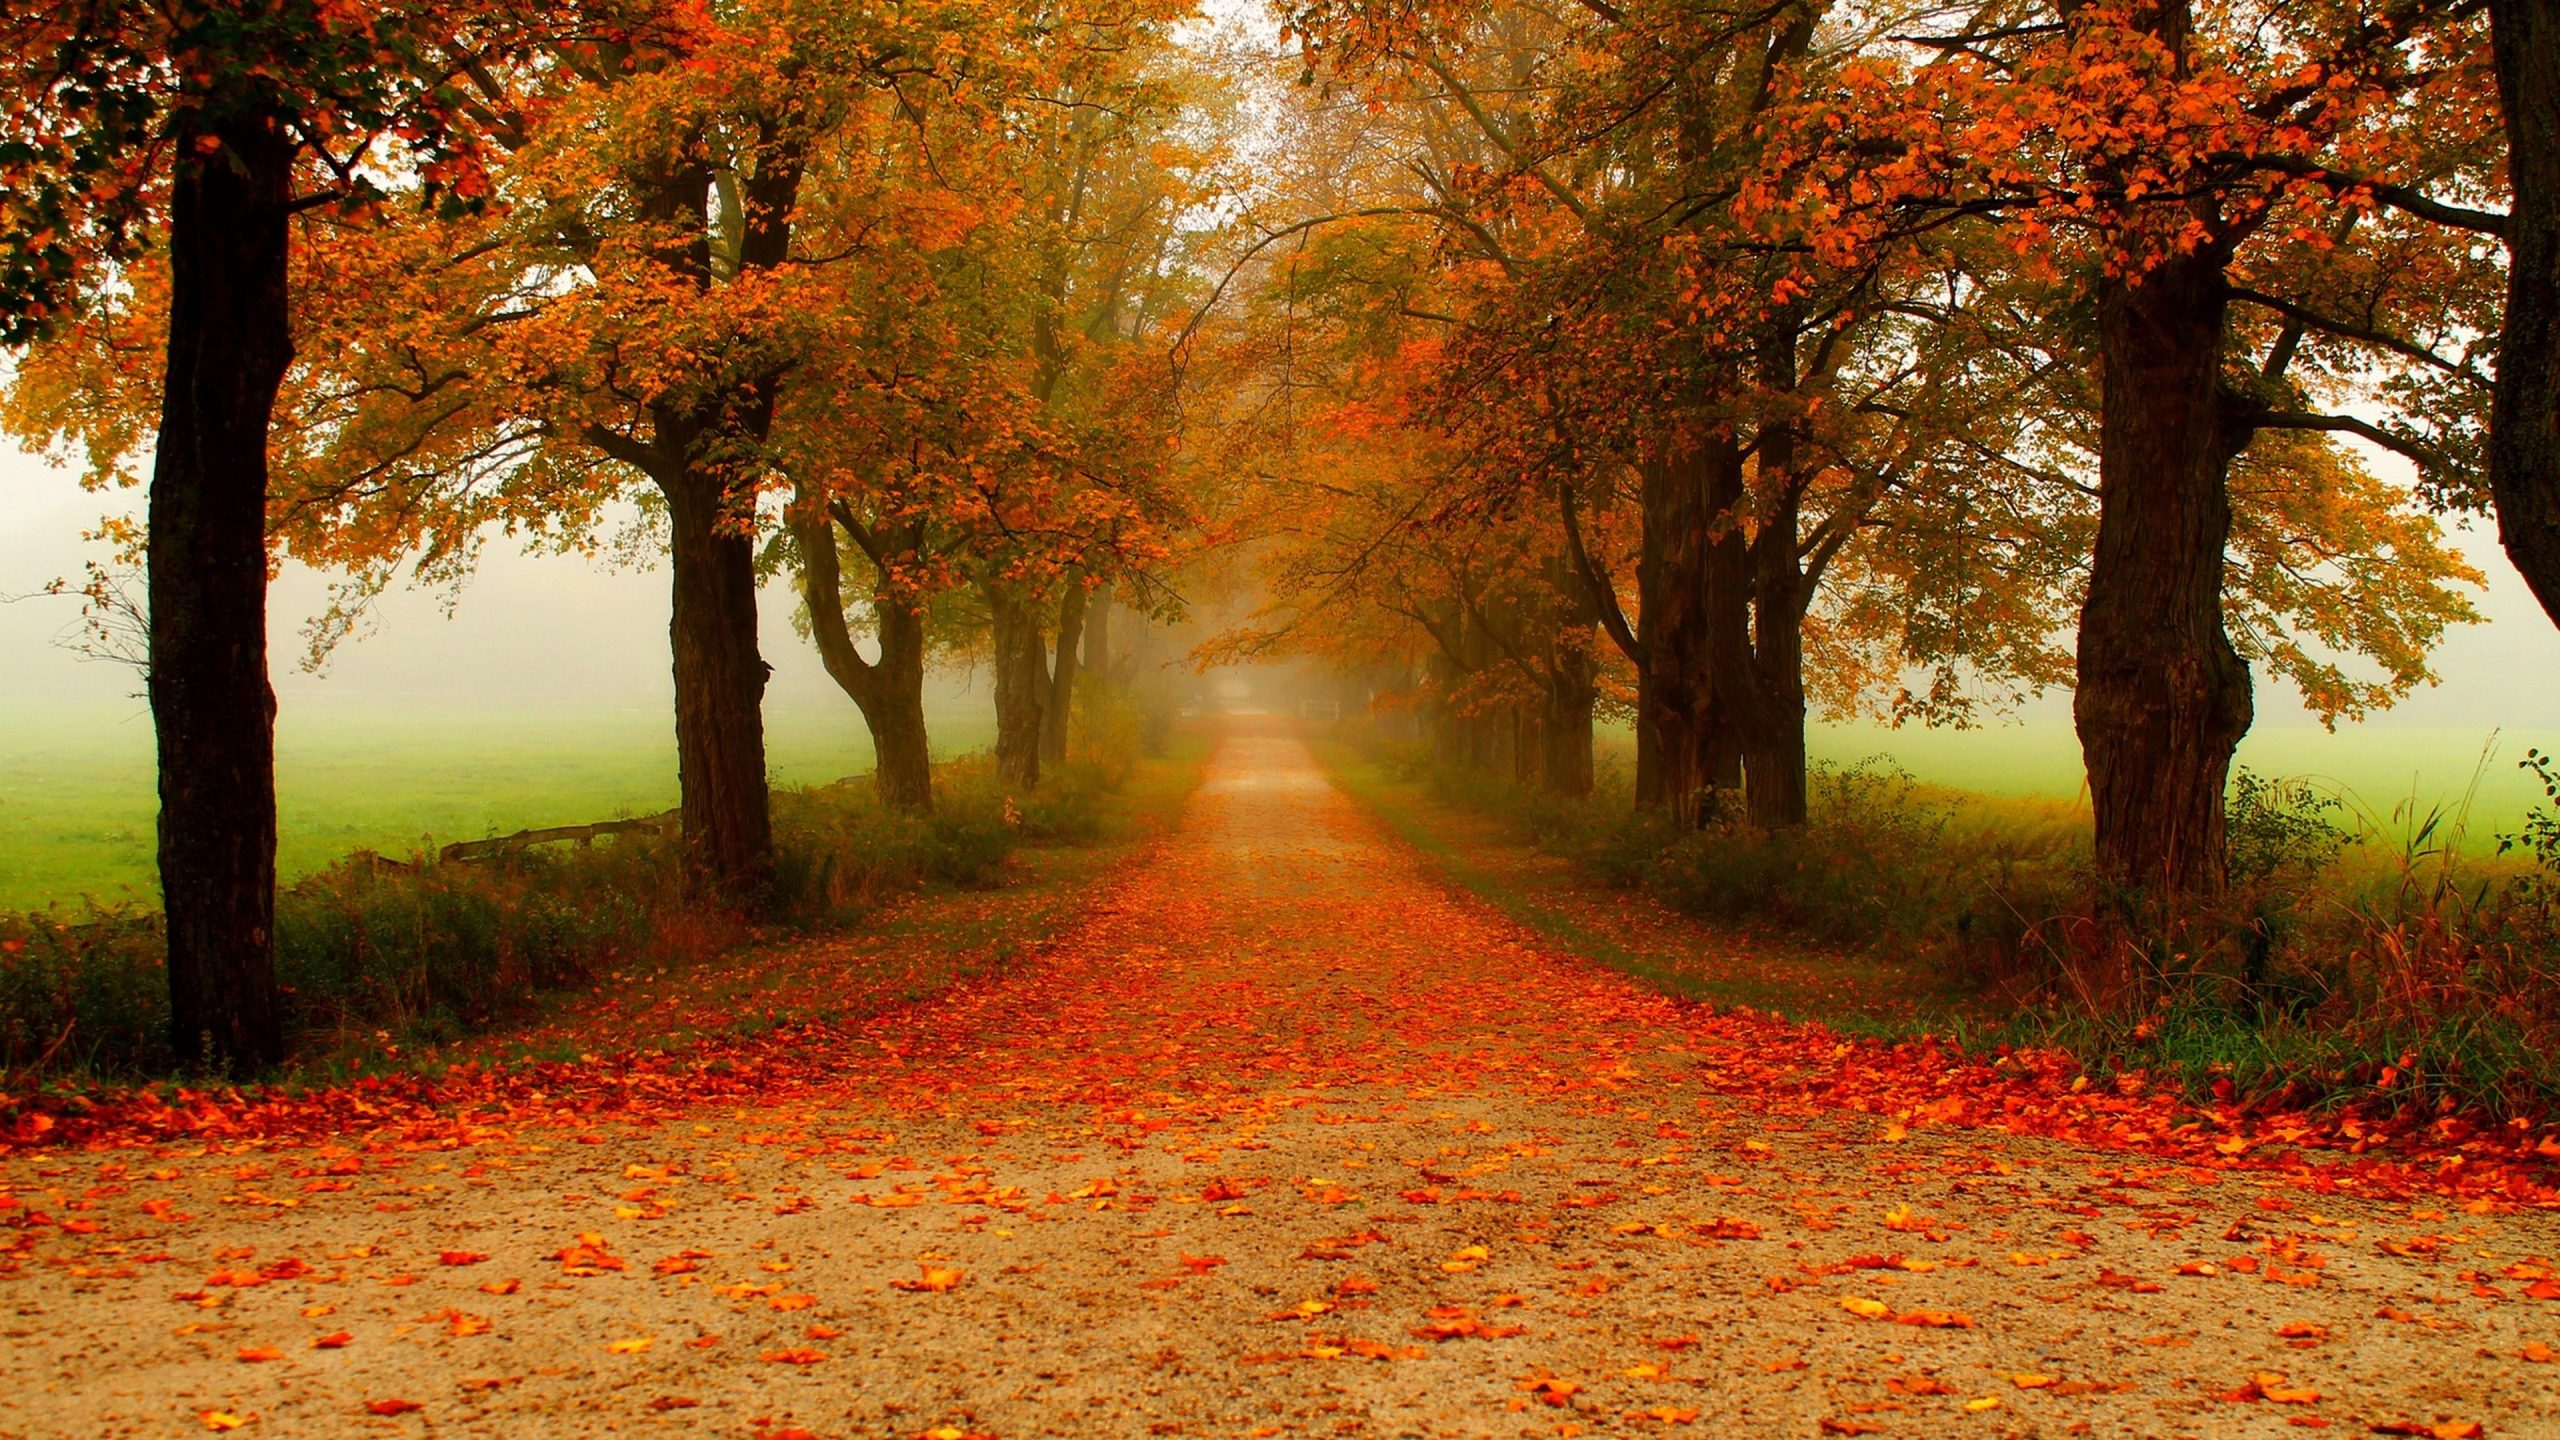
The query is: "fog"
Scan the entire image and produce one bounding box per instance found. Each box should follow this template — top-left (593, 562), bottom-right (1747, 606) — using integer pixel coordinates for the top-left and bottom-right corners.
top-left (5, 437), bottom-right (2558, 790)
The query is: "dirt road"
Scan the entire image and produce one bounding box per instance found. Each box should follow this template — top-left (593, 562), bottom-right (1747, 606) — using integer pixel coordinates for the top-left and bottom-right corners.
top-left (4, 723), bottom-right (2554, 1438)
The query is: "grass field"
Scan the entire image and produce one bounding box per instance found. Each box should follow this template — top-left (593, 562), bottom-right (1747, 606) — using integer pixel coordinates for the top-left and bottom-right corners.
top-left (8, 698), bottom-right (2550, 912)
top-left (0, 701), bottom-right (996, 911)
top-left (1582, 719), bottom-right (2559, 845)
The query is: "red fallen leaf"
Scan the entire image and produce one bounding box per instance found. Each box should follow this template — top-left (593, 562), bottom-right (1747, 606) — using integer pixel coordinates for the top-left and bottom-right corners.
top-left (1526, 1377), bottom-right (1579, 1407)
top-left (648, 1397), bottom-right (699, 1412)
top-left (891, 1265), bottom-right (964, 1293)
top-left (1178, 1253), bottom-right (1227, 1273)
top-left (1820, 1422), bottom-right (1884, 1436)
top-left (761, 1348), bottom-right (827, 1365)
top-left (437, 1251), bottom-right (488, 1267)
top-left (1887, 1376), bottom-right (1958, 1396)
top-left (549, 1234), bottom-right (625, 1276)
top-left (2372, 1424), bottom-right (2484, 1439)
top-left (1335, 1276), bottom-right (1380, 1296)
top-left (1697, 1218), bottom-right (1762, 1240)
top-left (236, 1346), bottom-right (284, 1363)
top-left (1652, 1335), bottom-right (1702, 1351)
top-left (312, 1330), bottom-right (353, 1349)
top-left (1893, 1309), bottom-right (1973, 1329)
top-left (364, 1399), bottom-right (424, 1416)
top-left (653, 1255), bottom-right (702, 1277)
top-left (1200, 1180), bottom-right (1249, 1202)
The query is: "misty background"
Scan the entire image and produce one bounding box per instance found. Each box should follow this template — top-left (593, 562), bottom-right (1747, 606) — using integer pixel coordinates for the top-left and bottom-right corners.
top-left (6, 430), bottom-right (2559, 909)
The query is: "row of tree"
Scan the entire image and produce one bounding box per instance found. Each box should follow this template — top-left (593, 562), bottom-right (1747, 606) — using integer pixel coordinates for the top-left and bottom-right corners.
top-left (1, 0), bottom-right (1231, 1069)
top-left (1220, 0), bottom-right (2554, 982)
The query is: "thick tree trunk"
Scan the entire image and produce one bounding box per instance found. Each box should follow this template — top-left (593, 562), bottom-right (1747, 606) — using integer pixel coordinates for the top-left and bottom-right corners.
top-left (793, 516), bottom-right (932, 812)
top-left (2074, 245), bottom-right (2254, 910)
top-left (862, 633), bottom-right (934, 813)
top-left (2492, 0), bottom-right (2560, 625)
top-left (1541, 637), bottom-right (1595, 799)
top-left (152, 109), bottom-right (294, 1073)
top-left (664, 472), bottom-right (774, 903)
top-left (989, 588), bottom-right (1048, 790)
top-left (1040, 584), bottom-right (1089, 767)
top-left (1632, 422), bottom-right (1740, 822)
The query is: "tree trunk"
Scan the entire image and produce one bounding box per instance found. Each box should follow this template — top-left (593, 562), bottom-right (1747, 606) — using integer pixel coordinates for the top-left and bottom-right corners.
top-left (664, 471), bottom-right (774, 903)
top-left (989, 587), bottom-right (1048, 790)
top-left (1633, 422), bottom-right (1739, 822)
top-left (2492, 0), bottom-right (2560, 626)
top-left (1541, 638), bottom-right (1595, 798)
top-left (2074, 244), bottom-right (2254, 910)
top-left (1742, 364), bottom-right (1812, 831)
top-left (153, 108), bottom-right (294, 1074)
top-left (1040, 583), bottom-right (1089, 767)
top-left (1085, 582), bottom-right (1113, 685)
top-left (793, 515), bottom-right (932, 813)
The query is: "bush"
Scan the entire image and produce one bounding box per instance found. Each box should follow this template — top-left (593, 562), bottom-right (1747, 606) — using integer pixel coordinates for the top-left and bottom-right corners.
top-left (0, 743), bottom-right (1150, 1083)
top-left (1395, 740), bottom-right (2560, 1115)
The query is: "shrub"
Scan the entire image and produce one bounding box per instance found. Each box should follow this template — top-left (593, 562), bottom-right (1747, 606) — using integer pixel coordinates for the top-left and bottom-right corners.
top-left (0, 743), bottom-right (1148, 1082)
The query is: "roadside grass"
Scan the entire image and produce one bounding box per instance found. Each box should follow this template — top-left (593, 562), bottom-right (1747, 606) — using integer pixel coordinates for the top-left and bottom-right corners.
top-left (1320, 745), bottom-right (1984, 1038)
top-left (294, 726), bottom-right (1211, 1084)
top-left (1, 719), bottom-right (1209, 1091)
top-left (1322, 734), bottom-right (2560, 1126)
top-left (0, 705), bottom-right (998, 911)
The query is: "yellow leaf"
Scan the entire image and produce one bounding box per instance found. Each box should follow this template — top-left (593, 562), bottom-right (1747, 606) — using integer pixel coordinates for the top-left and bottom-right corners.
top-left (607, 1337), bottom-right (653, 1355)
top-left (1841, 1296), bottom-right (1890, 1319)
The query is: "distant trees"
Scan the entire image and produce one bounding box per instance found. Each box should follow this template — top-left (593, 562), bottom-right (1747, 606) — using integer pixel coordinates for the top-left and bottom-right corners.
top-left (1258, 0), bottom-right (2510, 976)
top-left (0, 0), bottom-right (1211, 1068)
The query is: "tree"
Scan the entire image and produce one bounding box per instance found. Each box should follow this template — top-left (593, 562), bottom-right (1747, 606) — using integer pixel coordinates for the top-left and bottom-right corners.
top-left (2490, 0), bottom-right (2560, 625)
top-left (0, 0), bottom-right (539, 1071)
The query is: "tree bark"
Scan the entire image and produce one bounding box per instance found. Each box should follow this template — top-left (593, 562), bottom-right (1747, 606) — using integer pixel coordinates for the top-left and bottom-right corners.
top-left (2491, 0), bottom-right (2560, 626)
top-left (989, 587), bottom-right (1048, 789)
top-left (663, 469), bottom-right (774, 903)
top-left (793, 513), bottom-right (932, 812)
top-left (152, 107), bottom-right (295, 1073)
top-left (2074, 243), bottom-right (2255, 909)
top-left (1085, 582), bottom-right (1113, 685)
top-left (1742, 341), bottom-right (1812, 831)
top-left (1632, 421), bottom-right (1742, 822)
top-left (1541, 642), bottom-right (1595, 798)
top-left (1040, 583), bottom-right (1089, 767)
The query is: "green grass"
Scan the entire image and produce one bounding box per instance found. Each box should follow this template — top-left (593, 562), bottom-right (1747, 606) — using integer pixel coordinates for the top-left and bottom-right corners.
top-left (1592, 720), bottom-right (2560, 844)
top-left (1337, 733), bottom-right (2560, 1122)
top-left (1321, 744), bottom-right (1980, 1038)
top-left (0, 702), bottom-right (996, 910)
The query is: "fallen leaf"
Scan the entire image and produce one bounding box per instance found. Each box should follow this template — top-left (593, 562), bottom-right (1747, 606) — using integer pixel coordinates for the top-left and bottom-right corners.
top-left (891, 1265), bottom-right (964, 1294)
